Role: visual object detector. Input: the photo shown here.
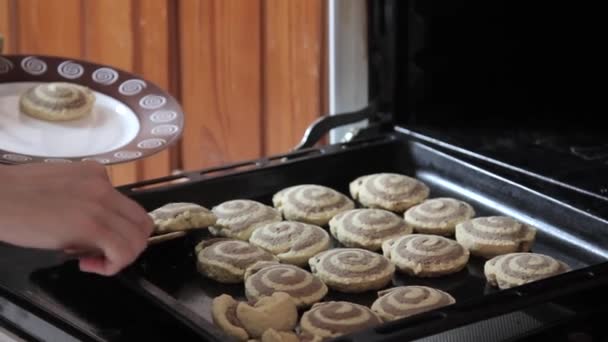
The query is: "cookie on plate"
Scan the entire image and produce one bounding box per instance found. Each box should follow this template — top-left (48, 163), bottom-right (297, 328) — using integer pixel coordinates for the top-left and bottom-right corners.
top-left (20, 82), bottom-right (96, 121)
top-left (209, 199), bottom-right (282, 241)
top-left (371, 286), bottom-right (455, 322)
top-left (299, 301), bottom-right (382, 342)
top-left (484, 252), bottom-right (570, 289)
top-left (249, 221), bottom-right (331, 266)
top-left (404, 197), bottom-right (475, 236)
top-left (382, 234), bottom-right (469, 277)
top-left (244, 262), bottom-right (328, 308)
top-left (309, 248), bottom-right (395, 293)
top-left (149, 202), bottom-right (217, 234)
top-left (196, 239), bottom-right (278, 283)
top-left (455, 216), bottom-right (537, 258)
top-left (272, 184), bottom-right (354, 226)
top-left (349, 173), bottom-right (430, 213)
top-left (329, 208), bottom-right (412, 251)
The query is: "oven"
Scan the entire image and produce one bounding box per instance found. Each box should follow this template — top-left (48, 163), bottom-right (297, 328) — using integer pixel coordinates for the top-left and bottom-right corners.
top-left (1, 1), bottom-right (607, 341)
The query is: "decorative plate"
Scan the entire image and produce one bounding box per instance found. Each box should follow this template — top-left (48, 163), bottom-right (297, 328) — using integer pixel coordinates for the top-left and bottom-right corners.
top-left (0, 55), bottom-right (183, 165)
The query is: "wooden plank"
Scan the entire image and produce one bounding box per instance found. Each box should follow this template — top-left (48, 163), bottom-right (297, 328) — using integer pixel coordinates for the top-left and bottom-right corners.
top-left (16, 0), bottom-right (81, 57)
top-left (262, 0), bottom-right (324, 155)
top-left (134, 0), bottom-right (172, 180)
top-left (83, 0), bottom-right (138, 185)
top-left (179, 0), bottom-right (262, 170)
top-left (0, 0), bottom-right (11, 53)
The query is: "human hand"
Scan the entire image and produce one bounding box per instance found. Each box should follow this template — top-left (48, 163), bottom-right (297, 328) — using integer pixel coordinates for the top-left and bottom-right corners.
top-left (0, 161), bottom-right (153, 276)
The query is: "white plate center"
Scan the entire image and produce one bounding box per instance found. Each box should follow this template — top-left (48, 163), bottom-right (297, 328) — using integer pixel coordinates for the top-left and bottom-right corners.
top-left (0, 82), bottom-right (140, 158)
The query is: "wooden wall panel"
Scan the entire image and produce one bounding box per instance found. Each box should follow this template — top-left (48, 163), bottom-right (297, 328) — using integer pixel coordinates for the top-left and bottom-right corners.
top-left (2, 0), bottom-right (327, 183)
top-left (179, 0), bottom-right (262, 170)
top-left (132, 0), bottom-right (173, 180)
top-left (262, 0), bottom-right (325, 155)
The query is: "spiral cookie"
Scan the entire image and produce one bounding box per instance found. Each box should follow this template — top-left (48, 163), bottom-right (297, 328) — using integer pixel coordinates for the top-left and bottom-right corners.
top-left (196, 239), bottom-right (278, 283)
top-left (272, 185), bottom-right (355, 226)
top-left (309, 248), bottom-right (395, 293)
top-left (350, 173), bottom-right (430, 213)
top-left (404, 197), bottom-right (475, 236)
top-left (19, 82), bottom-right (95, 121)
top-left (300, 301), bottom-right (383, 342)
top-left (455, 216), bottom-right (537, 258)
top-left (329, 209), bottom-right (413, 251)
top-left (484, 252), bottom-right (570, 289)
top-left (211, 294), bottom-right (249, 341)
top-left (209, 200), bottom-right (282, 240)
top-left (245, 263), bottom-right (328, 308)
top-left (249, 221), bottom-right (331, 266)
top-left (371, 286), bottom-right (456, 322)
top-left (382, 234), bottom-right (469, 277)
top-left (149, 202), bottom-right (217, 234)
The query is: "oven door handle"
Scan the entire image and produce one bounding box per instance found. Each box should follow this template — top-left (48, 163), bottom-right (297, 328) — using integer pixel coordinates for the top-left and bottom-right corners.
top-left (293, 100), bottom-right (390, 150)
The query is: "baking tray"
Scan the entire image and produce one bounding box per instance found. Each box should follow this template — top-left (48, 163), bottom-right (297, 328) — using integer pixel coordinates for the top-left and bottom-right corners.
top-left (117, 133), bottom-right (608, 342)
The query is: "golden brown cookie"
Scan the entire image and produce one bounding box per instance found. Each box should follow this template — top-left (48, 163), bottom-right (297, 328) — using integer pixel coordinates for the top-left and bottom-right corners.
top-left (404, 197), bottom-right (475, 236)
top-left (210, 199), bottom-right (282, 240)
top-left (20, 82), bottom-right (95, 121)
top-left (371, 286), bottom-right (455, 321)
top-left (245, 263), bottom-right (328, 308)
top-left (382, 234), bottom-right (469, 277)
top-left (272, 185), bottom-right (354, 226)
top-left (249, 221), bottom-right (331, 266)
top-left (484, 252), bottom-right (570, 289)
top-left (149, 202), bottom-right (217, 234)
top-left (329, 208), bottom-right (412, 251)
top-left (308, 248), bottom-right (395, 293)
top-left (455, 216), bottom-right (536, 258)
top-left (211, 294), bottom-right (249, 341)
top-left (299, 301), bottom-right (382, 342)
top-left (196, 239), bottom-right (278, 283)
top-left (261, 329), bottom-right (299, 342)
top-left (349, 173), bottom-right (430, 213)
top-left (236, 292), bottom-right (298, 339)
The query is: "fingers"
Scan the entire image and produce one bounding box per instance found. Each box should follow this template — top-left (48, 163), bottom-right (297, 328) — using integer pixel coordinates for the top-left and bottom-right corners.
top-left (104, 188), bottom-right (154, 238)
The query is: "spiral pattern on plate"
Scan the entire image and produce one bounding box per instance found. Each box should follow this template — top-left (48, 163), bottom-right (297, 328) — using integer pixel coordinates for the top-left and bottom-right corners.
top-left (383, 234), bottom-right (469, 276)
top-left (485, 252), bottom-right (570, 289)
top-left (351, 173), bottom-right (429, 212)
top-left (371, 286), bottom-right (455, 321)
top-left (118, 79), bottom-right (147, 95)
top-left (300, 301), bottom-right (382, 341)
top-left (404, 197), bottom-right (475, 234)
top-left (21, 56), bottom-right (47, 75)
top-left (249, 221), bottom-right (330, 265)
top-left (0, 57), bottom-right (13, 74)
top-left (92, 67), bottom-right (118, 85)
top-left (273, 184), bottom-right (354, 225)
top-left (245, 264), bottom-right (328, 307)
top-left (330, 209), bottom-right (412, 250)
top-left (57, 61), bottom-right (84, 79)
top-left (211, 199), bottom-right (282, 240)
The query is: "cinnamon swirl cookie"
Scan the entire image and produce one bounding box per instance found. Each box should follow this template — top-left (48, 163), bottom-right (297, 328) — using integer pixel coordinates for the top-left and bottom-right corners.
top-left (349, 173), bottom-right (430, 213)
top-left (19, 82), bottom-right (95, 121)
top-left (210, 200), bottom-right (282, 240)
top-left (371, 286), bottom-right (455, 321)
top-left (212, 294), bottom-right (249, 341)
top-left (196, 239), bottom-right (278, 283)
top-left (309, 248), bottom-right (395, 293)
top-left (272, 185), bottom-right (355, 226)
top-left (244, 263), bottom-right (328, 308)
top-left (484, 252), bottom-right (570, 289)
top-left (382, 234), bottom-right (469, 277)
top-left (456, 216), bottom-right (537, 258)
top-left (249, 221), bottom-right (331, 266)
top-left (329, 209), bottom-right (413, 251)
top-left (149, 202), bottom-right (217, 234)
top-left (299, 301), bottom-right (382, 342)
top-left (404, 197), bottom-right (475, 236)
